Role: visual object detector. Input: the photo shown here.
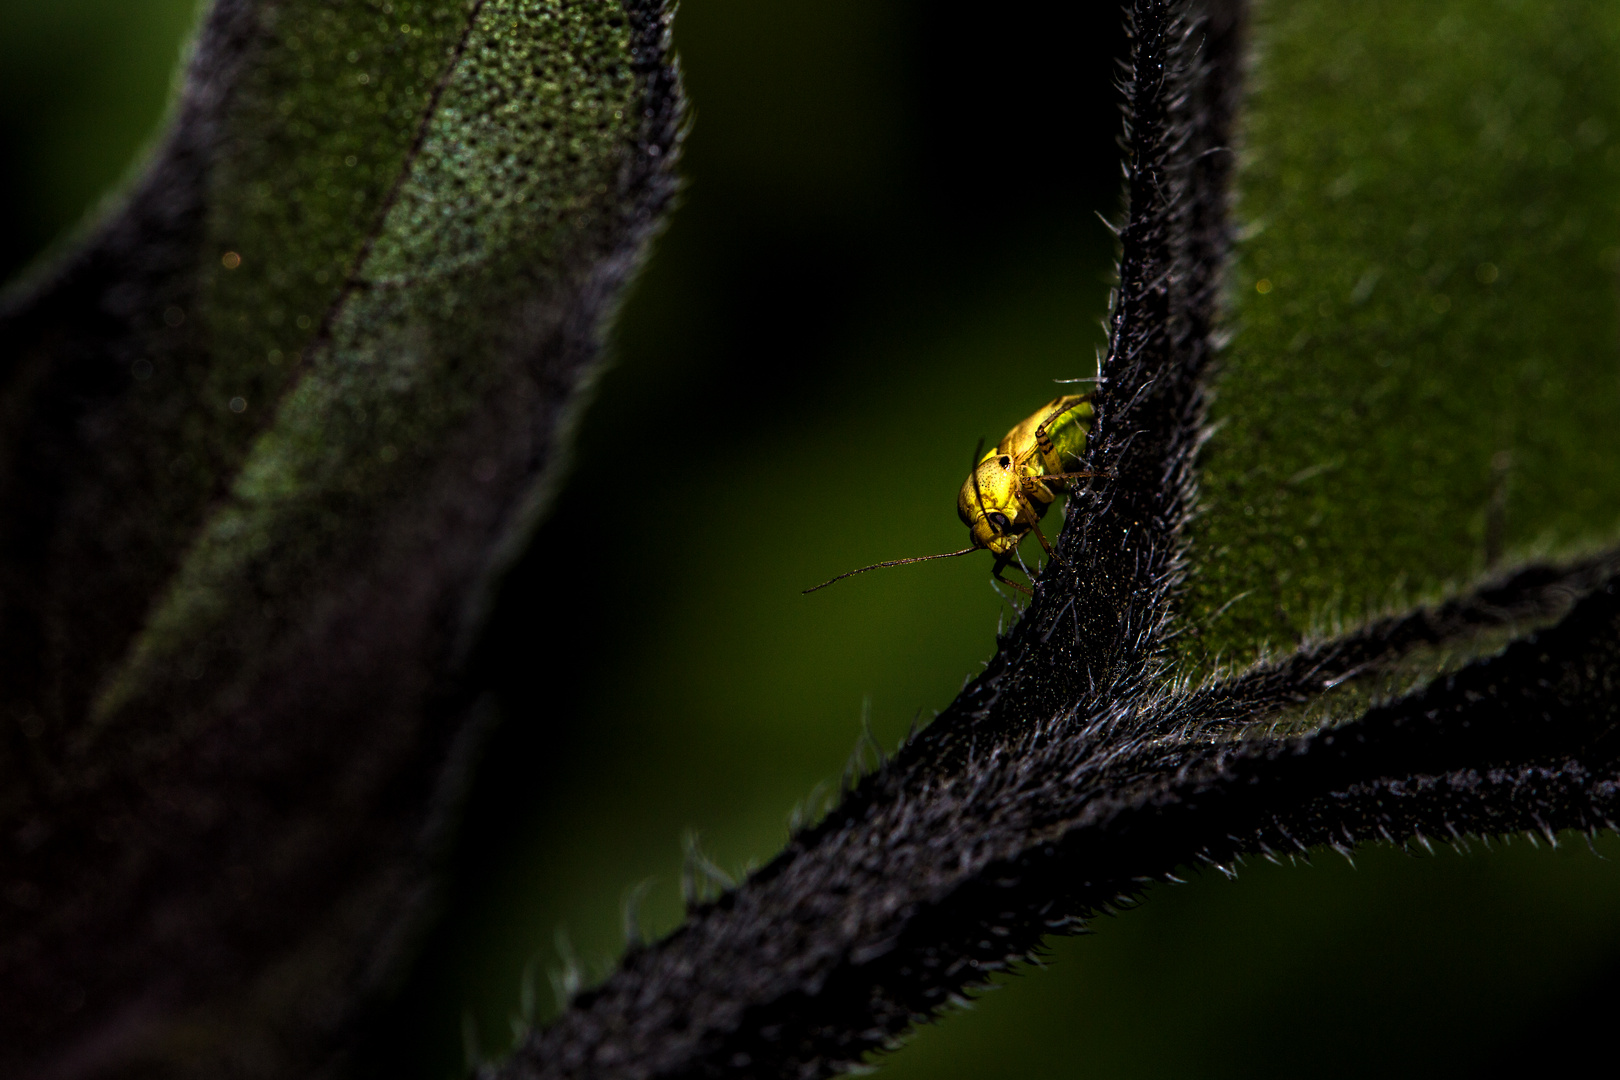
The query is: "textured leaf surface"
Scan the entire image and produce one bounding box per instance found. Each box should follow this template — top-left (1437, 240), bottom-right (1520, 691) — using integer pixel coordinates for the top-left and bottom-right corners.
top-left (0, 1), bottom-right (679, 1077)
top-left (1185, 0), bottom-right (1620, 663)
top-left (101, 0), bottom-right (650, 716)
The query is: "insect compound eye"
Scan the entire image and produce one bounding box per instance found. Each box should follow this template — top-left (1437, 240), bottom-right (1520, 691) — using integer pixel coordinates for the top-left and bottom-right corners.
top-left (998, 456), bottom-right (1012, 468)
top-left (987, 511), bottom-right (1012, 532)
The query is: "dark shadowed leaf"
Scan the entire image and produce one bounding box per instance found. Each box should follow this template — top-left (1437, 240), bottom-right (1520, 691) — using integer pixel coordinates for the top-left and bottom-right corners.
top-left (0, 1), bottom-right (680, 1077)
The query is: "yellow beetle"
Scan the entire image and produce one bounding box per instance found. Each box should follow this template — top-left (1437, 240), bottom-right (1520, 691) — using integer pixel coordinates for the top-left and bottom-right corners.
top-left (806, 394), bottom-right (1099, 596)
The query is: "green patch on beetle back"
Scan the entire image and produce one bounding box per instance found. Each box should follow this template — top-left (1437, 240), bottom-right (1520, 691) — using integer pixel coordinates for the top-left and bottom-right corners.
top-left (1183, 0), bottom-right (1620, 669)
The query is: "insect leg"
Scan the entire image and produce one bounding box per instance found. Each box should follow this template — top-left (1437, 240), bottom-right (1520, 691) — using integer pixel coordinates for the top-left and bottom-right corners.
top-left (1029, 518), bottom-right (1062, 565)
top-left (991, 554), bottom-right (1033, 597)
top-left (1012, 485), bottom-right (1066, 566)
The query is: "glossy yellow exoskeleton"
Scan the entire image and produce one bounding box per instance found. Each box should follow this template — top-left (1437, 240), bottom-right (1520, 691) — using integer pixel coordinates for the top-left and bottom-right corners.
top-left (805, 394), bottom-right (1098, 596)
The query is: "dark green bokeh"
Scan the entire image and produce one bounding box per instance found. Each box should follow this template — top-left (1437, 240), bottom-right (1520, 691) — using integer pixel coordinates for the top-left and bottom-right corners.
top-left (0, 0), bottom-right (201, 278)
top-left (8, 3), bottom-right (1620, 1080)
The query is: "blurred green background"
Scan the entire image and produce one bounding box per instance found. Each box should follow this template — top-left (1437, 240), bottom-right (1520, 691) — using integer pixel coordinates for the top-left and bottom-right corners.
top-left (8, 1), bottom-right (1620, 1078)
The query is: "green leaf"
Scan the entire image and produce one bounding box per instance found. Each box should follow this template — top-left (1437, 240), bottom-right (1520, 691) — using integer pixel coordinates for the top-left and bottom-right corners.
top-left (1185, 0), bottom-right (1620, 665)
top-left (103, 0), bottom-right (658, 716)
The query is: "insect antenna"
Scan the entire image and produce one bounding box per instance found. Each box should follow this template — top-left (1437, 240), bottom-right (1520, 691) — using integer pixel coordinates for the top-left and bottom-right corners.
top-left (803, 547), bottom-right (979, 594)
top-left (970, 436), bottom-right (986, 472)
top-left (1039, 469), bottom-right (1111, 482)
